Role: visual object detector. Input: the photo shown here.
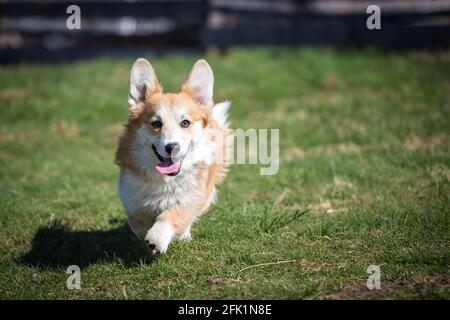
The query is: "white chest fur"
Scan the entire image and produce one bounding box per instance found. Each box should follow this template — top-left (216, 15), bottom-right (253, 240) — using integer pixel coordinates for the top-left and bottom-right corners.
top-left (118, 168), bottom-right (205, 218)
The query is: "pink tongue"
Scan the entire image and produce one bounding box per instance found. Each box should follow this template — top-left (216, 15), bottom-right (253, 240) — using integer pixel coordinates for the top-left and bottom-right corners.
top-left (155, 158), bottom-right (181, 175)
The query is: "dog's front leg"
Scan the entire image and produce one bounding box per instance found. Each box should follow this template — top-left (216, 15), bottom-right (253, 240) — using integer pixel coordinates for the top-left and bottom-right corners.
top-left (145, 206), bottom-right (196, 255)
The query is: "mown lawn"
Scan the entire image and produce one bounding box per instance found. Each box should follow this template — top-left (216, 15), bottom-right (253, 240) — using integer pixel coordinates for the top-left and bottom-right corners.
top-left (0, 48), bottom-right (449, 299)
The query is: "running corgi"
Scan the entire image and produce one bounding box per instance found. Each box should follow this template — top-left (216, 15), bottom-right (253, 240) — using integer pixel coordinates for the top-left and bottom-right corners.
top-left (115, 58), bottom-right (230, 254)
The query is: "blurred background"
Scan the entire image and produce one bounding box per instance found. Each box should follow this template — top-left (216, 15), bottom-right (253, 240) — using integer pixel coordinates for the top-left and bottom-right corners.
top-left (1, 0), bottom-right (450, 63)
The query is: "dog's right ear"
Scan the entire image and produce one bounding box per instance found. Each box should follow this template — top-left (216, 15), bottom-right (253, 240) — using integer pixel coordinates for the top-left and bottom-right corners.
top-left (128, 58), bottom-right (161, 106)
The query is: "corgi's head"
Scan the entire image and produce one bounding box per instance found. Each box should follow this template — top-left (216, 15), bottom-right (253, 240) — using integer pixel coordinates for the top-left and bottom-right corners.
top-left (117, 58), bottom-right (230, 178)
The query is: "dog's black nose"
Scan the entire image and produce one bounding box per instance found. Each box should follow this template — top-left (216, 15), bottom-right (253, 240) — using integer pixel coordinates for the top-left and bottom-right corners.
top-left (165, 143), bottom-right (179, 155)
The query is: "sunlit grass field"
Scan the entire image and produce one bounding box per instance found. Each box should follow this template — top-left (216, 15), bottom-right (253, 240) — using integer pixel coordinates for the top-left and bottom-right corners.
top-left (0, 48), bottom-right (449, 299)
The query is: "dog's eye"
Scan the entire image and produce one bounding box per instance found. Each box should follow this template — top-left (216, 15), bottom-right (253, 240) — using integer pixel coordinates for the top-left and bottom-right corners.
top-left (180, 119), bottom-right (191, 128)
top-left (151, 120), bottom-right (162, 129)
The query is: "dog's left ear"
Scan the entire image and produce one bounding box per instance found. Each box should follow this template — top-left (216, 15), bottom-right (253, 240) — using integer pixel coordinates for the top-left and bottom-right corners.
top-left (182, 59), bottom-right (214, 108)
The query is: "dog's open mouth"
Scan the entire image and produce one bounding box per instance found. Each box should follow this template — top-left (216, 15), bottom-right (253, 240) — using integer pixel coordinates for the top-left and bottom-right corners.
top-left (151, 144), bottom-right (182, 176)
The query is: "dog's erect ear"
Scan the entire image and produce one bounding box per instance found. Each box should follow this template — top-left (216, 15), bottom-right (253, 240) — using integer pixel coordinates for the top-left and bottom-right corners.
top-left (128, 58), bottom-right (160, 106)
top-left (212, 101), bottom-right (231, 127)
top-left (182, 59), bottom-right (214, 108)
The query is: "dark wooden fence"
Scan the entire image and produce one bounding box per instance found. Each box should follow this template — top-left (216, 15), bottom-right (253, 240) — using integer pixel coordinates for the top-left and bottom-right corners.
top-left (1, 0), bottom-right (450, 63)
top-left (205, 0), bottom-right (450, 48)
top-left (0, 0), bottom-right (208, 62)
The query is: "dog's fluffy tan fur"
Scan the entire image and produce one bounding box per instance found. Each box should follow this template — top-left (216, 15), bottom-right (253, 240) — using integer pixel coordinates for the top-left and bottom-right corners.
top-left (115, 58), bottom-right (230, 254)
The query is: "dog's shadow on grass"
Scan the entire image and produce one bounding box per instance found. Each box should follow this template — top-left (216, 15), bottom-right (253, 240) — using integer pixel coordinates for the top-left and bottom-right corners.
top-left (19, 220), bottom-right (154, 270)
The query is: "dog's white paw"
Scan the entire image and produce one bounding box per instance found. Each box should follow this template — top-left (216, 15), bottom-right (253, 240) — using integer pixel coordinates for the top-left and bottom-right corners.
top-left (145, 220), bottom-right (174, 255)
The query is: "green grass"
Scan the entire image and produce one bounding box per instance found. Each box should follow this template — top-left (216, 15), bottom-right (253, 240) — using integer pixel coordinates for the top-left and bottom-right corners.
top-left (0, 48), bottom-right (449, 299)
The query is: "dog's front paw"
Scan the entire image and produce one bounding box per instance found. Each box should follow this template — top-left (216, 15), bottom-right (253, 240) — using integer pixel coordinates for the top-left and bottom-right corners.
top-left (178, 225), bottom-right (192, 241)
top-left (145, 220), bottom-right (174, 255)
